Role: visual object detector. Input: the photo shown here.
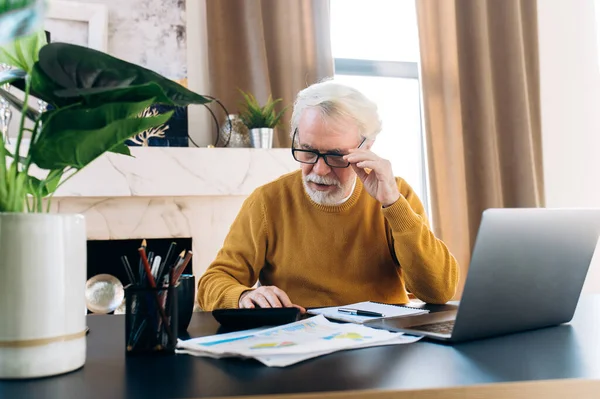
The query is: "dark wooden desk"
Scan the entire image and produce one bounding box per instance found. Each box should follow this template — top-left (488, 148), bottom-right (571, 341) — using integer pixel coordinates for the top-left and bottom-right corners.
top-left (1, 296), bottom-right (600, 399)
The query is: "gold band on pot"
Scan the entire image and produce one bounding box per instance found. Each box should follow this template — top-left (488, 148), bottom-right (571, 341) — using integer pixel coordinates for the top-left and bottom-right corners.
top-left (0, 329), bottom-right (88, 348)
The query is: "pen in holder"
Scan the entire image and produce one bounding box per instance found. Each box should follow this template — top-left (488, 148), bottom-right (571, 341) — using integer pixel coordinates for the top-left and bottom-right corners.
top-left (125, 285), bottom-right (178, 355)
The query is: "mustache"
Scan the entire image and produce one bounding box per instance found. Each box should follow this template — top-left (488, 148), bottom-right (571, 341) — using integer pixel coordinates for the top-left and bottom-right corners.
top-left (304, 174), bottom-right (341, 188)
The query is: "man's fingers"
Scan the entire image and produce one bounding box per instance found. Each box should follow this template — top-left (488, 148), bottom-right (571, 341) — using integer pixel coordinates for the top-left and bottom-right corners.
top-left (241, 286), bottom-right (304, 312)
top-left (251, 294), bottom-right (271, 308)
top-left (262, 291), bottom-right (283, 308)
top-left (293, 304), bottom-right (307, 314)
top-left (270, 287), bottom-right (305, 313)
top-left (356, 160), bottom-right (378, 171)
top-left (240, 296), bottom-right (255, 308)
top-left (272, 287), bottom-right (293, 307)
top-left (344, 151), bottom-right (379, 163)
top-left (351, 163), bottom-right (369, 180)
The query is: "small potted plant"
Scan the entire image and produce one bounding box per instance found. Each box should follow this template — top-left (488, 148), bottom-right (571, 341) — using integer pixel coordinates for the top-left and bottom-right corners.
top-left (238, 89), bottom-right (286, 148)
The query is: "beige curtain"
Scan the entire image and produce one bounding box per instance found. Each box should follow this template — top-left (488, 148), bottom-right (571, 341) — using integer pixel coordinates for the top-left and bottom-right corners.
top-left (416, 0), bottom-right (545, 297)
top-left (205, 0), bottom-right (334, 147)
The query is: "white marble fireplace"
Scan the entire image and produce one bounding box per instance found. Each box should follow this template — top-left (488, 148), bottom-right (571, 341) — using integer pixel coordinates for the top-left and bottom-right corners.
top-left (50, 148), bottom-right (299, 279)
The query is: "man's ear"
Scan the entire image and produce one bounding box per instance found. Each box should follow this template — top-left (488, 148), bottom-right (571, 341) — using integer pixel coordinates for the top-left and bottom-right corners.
top-left (365, 138), bottom-right (375, 150)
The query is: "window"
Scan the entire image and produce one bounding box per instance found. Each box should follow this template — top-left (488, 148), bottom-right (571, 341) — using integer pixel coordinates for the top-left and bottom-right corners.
top-left (330, 0), bottom-right (429, 215)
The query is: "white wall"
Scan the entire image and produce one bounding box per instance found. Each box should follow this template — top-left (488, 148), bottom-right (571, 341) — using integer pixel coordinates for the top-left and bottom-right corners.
top-left (538, 0), bottom-right (600, 293)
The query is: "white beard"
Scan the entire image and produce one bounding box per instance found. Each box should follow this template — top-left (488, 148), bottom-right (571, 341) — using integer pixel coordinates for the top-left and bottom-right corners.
top-left (302, 173), bottom-right (355, 205)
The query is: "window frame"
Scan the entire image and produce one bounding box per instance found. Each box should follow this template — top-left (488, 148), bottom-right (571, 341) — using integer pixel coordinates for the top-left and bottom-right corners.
top-left (333, 58), bottom-right (432, 219)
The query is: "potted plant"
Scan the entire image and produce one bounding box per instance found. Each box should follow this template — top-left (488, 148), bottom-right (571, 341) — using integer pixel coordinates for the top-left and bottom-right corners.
top-left (0, 20), bottom-right (211, 378)
top-left (238, 89), bottom-right (286, 148)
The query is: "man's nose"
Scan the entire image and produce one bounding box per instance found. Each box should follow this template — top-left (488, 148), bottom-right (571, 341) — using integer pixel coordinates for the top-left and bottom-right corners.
top-left (313, 156), bottom-right (331, 176)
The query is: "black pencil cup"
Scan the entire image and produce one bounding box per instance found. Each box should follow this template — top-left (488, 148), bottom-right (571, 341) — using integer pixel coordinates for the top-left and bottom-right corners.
top-left (125, 285), bottom-right (178, 355)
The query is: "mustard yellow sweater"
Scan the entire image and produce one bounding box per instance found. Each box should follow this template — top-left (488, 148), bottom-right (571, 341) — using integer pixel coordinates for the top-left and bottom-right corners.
top-left (197, 170), bottom-right (458, 310)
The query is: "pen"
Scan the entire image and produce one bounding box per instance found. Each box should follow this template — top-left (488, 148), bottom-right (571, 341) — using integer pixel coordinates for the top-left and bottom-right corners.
top-left (338, 308), bottom-right (384, 317)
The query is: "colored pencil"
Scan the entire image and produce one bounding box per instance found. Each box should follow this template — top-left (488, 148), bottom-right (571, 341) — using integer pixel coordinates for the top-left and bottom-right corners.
top-left (173, 250), bottom-right (193, 283)
top-left (157, 242), bottom-right (177, 285)
top-left (138, 247), bottom-right (175, 343)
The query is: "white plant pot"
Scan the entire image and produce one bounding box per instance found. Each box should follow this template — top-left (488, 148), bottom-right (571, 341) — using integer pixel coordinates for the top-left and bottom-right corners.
top-left (0, 213), bottom-right (87, 379)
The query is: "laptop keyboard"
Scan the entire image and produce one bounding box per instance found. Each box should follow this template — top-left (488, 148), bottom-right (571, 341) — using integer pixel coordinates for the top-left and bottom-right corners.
top-left (411, 320), bottom-right (455, 335)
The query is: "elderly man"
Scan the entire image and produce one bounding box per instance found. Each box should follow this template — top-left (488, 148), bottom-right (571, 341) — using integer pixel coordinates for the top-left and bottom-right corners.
top-left (197, 81), bottom-right (458, 311)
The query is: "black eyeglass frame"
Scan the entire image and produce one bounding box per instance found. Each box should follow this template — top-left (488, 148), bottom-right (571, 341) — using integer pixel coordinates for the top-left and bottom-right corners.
top-left (290, 129), bottom-right (367, 168)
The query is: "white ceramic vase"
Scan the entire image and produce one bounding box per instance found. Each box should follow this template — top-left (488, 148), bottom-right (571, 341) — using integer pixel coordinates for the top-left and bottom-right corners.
top-left (0, 213), bottom-right (87, 379)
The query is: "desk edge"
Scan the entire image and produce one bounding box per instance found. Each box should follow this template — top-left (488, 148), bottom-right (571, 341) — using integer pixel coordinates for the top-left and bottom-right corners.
top-left (201, 378), bottom-right (600, 399)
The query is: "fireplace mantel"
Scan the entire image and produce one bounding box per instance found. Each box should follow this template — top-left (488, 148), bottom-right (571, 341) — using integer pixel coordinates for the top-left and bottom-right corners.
top-left (53, 147), bottom-right (299, 197)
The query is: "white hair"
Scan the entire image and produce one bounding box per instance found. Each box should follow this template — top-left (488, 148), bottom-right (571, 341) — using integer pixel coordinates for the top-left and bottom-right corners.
top-left (290, 80), bottom-right (382, 140)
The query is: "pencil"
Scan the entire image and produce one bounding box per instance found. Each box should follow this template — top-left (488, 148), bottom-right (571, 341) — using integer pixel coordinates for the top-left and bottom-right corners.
top-left (173, 250), bottom-right (193, 283)
top-left (121, 255), bottom-right (136, 285)
top-left (164, 264), bottom-right (176, 335)
top-left (157, 242), bottom-right (177, 285)
top-left (138, 247), bottom-right (175, 343)
top-left (174, 250), bottom-right (185, 268)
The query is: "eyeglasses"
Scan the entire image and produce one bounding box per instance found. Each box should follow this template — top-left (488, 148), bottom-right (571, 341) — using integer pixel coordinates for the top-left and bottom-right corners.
top-left (291, 129), bottom-right (367, 168)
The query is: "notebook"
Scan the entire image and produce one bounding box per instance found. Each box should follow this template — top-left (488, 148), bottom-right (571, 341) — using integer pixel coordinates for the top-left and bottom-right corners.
top-left (307, 301), bottom-right (429, 324)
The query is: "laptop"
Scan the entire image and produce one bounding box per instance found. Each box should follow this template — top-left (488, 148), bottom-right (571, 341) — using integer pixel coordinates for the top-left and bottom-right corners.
top-left (364, 208), bottom-right (600, 343)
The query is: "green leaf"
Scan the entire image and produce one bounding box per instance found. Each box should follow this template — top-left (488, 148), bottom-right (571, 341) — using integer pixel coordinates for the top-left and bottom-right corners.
top-left (2, 145), bottom-right (28, 164)
top-left (238, 89), bottom-right (286, 129)
top-left (26, 169), bottom-right (63, 197)
top-left (110, 143), bottom-right (132, 156)
top-left (43, 169), bottom-right (64, 195)
top-left (31, 98), bottom-right (173, 170)
top-left (20, 61), bottom-right (62, 106)
top-left (41, 96), bottom-right (155, 133)
top-left (0, 168), bottom-right (28, 213)
top-left (0, 29), bottom-right (46, 72)
top-left (272, 107), bottom-right (287, 127)
top-left (34, 43), bottom-right (212, 107)
top-left (53, 82), bottom-right (175, 107)
top-left (0, 145), bottom-right (7, 199)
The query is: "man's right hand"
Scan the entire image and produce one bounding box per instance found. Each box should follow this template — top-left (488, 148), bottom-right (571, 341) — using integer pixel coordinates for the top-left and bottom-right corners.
top-left (239, 286), bottom-right (305, 312)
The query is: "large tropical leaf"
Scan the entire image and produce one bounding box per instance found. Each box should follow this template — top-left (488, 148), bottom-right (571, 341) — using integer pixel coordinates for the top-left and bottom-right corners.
top-left (53, 82), bottom-right (176, 108)
top-left (34, 43), bottom-right (211, 107)
top-left (110, 143), bottom-right (132, 156)
top-left (31, 98), bottom-right (172, 170)
top-left (26, 61), bottom-right (64, 106)
top-left (26, 169), bottom-right (63, 197)
top-left (0, 29), bottom-right (46, 72)
top-left (40, 96), bottom-right (156, 133)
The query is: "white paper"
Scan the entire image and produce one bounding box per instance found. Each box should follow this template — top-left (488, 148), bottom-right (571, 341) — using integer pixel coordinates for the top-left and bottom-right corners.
top-left (176, 315), bottom-right (422, 367)
top-left (307, 301), bottom-right (429, 324)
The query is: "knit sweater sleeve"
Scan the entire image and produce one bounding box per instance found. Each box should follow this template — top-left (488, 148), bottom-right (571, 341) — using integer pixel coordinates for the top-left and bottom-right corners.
top-left (381, 178), bottom-right (459, 304)
top-left (196, 189), bottom-right (268, 310)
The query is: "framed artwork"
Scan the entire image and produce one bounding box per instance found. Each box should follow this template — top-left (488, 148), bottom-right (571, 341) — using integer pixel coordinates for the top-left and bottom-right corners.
top-left (43, 0), bottom-right (189, 147)
top-left (44, 0), bottom-right (108, 52)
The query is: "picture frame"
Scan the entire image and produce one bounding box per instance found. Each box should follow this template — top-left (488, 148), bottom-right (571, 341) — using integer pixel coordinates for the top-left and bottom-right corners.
top-left (45, 0), bottom-right (108, 52)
